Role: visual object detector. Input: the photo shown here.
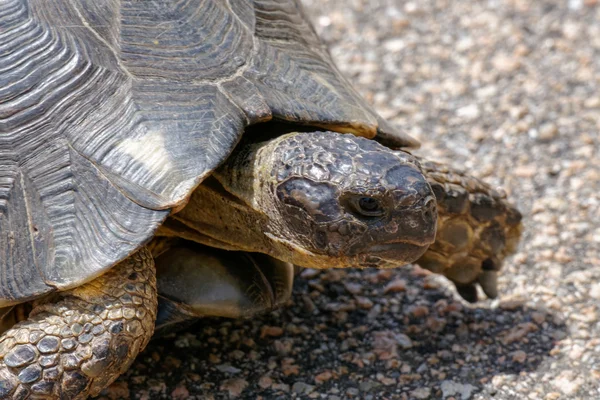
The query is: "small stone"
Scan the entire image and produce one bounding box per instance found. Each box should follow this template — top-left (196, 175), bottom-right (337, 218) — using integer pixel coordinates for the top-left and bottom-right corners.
top-left (292, 382), bottom-right (315, 394)
top-left (552, 371), bottom-right (584, 395)
top-left (315, 370), bottom-right (333, 384)
top-left (355, 296), bottom-right (374, 309)
top-left (377, 375), bottom-right (396, 385)
top-left (538, 123), bottom-right (559, 141)
top-left (106, 382), bottom-right (130, 400)
top-left (514, 165), bottom-right (537, 178)
top-left (409, 305), bottom-right (429, 318)
top-left (492, 52), bottom-right (521, 72)
top-left (503, 323), bottom-right (538, 344)
top-left (590, 282), bottom-right (600, 299)
top-left (258, 375), bottom-right (272, 389)
top-left (343, 282), bottom-right (362, 294)
top-left (171, 385), bottom-right (189, 400)
top-left (302, 295), bottom-right (317, 313)
top-left (410, 387), bottom-right (431, 399)
top-left (383, 279), bottom-right (406, 293)
top-left (282, 363), bottom-right (300, 376)
top-left (300, 269), bottom-right (320, 279)
top-left (272, 383), bottom-right (290, 392)
top-left (456, 104), bottom-right (480, 120)
top-left (511, 350), bottom-right (527, 363)
top-left (383, 38), bottom-right (406, 52)
top-left (441, 381), bottom-right (476, 400)
top-left (371, 330), bottom-right (412, 360)
top-left (220, 378), bottom-right (248, 397)
top-left (499, 297), bottom-right (526, 310)
top-left (584, 97), bottom-right (600, 108)
top-left (260, 326), bottom-right (284, 338)
top-left (216, 364), bottom-right (241, 374)
top-left (531, 312), bottom-right (547, 325)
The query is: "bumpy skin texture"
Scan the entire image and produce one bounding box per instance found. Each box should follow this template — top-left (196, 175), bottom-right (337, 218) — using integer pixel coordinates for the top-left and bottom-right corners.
top-left (0, 248), bottom-right (156, 399)
top-left (170, 131), bottom-right (437, 270)
top-left (417, 160), bottom-right (522, 301)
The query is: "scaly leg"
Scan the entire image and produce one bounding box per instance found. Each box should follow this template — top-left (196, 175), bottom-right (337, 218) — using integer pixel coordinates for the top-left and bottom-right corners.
top-left (417, 159), bottom-right (522, 302)
top-left (0, 248), bottom-right (156, 399)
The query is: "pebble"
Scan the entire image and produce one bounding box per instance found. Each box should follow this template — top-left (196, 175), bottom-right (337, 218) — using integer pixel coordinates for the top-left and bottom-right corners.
top-left (410, 387), bottom-right (432, 399)
top-left (590, 282), bottom-right (600, 299)
top-left (216, 364), bottom-right (241, 374)
top-left (456, 104), bottom-right (481, 120)
top-left (551, 372), bottom-right (584, 395)
top-left (220, 378), bottom-right (248, 397)
top-left (170, 385), bottom-right (189, 400)
top-left (441, 380), bottom-right (476, 400)
top-left (584, 97), bottom-right (600, 108)
top-left (511, 350), bottom-right (527, 363)
top-left (492, 53), bottom-right (521, 73)
top-left (258, 375), bottom-right (272, 389)
top-left (538, 123), bottom-right (559, 141)
top-left (292, 381), bottom-right (315, 394)
top-left (355, 296), bottom-right (374, 309)
top-left (260, 326), bottom-right (284, 338)
top-left (104, 382), bottom-right (129, 400)
top-left (383, 278), bottom-right (407, 293)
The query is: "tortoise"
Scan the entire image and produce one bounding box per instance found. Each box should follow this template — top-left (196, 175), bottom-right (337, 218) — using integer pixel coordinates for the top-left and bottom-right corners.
top-left (0, 0), bottom-right (522, 398)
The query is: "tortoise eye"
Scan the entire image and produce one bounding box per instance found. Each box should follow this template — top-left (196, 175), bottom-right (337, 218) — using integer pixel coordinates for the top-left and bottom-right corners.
top-left (351, 196), bottom-right (385, 217)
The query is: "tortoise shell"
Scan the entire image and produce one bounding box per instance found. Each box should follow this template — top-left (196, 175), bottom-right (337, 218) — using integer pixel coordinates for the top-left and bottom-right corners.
top-left (0, 0), bottom-right (418, 304)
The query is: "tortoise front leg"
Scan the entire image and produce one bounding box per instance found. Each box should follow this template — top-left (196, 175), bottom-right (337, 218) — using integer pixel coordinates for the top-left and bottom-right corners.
top-left (152, 242), bottom-right (293, 337)
top-left (416, 159), bottom-right (523, 302)
top-left (0, 248), bottom-right (157, 399)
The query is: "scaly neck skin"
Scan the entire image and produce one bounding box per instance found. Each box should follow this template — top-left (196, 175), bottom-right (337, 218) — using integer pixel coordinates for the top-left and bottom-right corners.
top-left (166, 175), bottom-right (274, 255)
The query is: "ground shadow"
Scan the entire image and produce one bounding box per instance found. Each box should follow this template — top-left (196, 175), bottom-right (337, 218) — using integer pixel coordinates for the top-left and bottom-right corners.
top-left (100, 266), bottom-right (566, 399)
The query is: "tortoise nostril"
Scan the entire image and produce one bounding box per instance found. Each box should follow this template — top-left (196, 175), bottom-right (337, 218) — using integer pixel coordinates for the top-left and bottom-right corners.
top-left (423, 196), bottom-right (437, 218)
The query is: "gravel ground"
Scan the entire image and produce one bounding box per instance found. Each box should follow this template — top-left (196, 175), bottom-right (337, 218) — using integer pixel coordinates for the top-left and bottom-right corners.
top-left (102, 1), bottom-right (600, 399)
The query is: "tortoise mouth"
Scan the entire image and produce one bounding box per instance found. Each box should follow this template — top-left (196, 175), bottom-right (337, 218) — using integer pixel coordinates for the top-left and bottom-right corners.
top-left (359, 241), bottom-right (430, 268)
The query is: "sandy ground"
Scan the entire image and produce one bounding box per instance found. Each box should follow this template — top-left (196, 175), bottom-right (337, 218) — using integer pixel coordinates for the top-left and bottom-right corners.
top-left (103, 1), bottom-right (600, 399)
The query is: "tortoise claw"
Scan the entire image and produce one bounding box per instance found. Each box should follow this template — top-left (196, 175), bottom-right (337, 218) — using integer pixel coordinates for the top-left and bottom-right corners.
top-left (478, 269), bottom-right (499, 299)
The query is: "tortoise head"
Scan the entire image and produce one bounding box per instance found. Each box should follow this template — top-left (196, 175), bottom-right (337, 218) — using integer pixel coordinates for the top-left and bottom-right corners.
top-left (249, 131), bottom-right (437, 269)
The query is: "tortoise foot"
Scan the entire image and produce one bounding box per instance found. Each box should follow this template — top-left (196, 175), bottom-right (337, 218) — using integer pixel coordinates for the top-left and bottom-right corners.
top-left (154, 242), bottom-right (293, 336)
top-left (0, 248), bottom-right (156, 399)
top-left (417, 159), bottom-right (522, 301)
